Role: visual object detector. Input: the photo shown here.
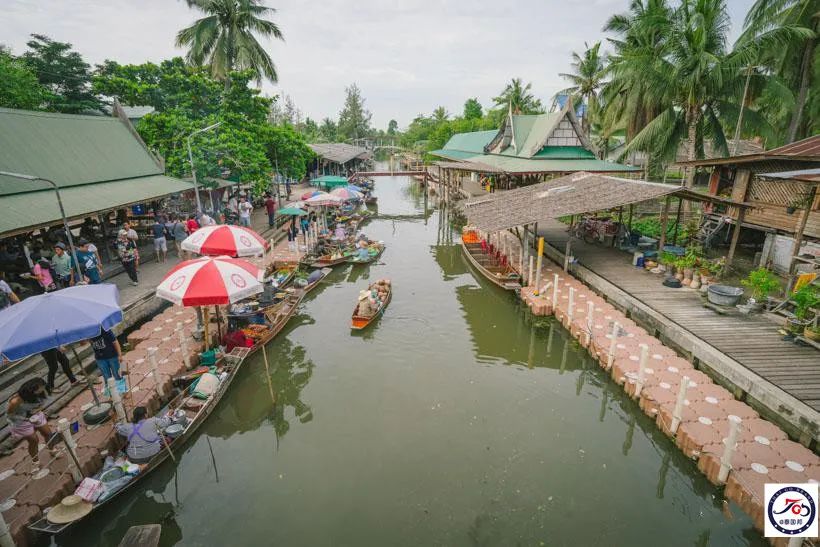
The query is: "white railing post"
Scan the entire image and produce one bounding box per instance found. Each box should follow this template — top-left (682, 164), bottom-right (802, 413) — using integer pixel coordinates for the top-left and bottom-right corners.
top-left (567, 287), bottom-right (575, 323)
top-left (586, 301), bottom-right (595, 345)
top-left (57, 418), bottom-right (83, 483)
top-left (607, 322), bottom-right (620, 370)
top-left (147, 347), bottom-right (166, 398)
top-left (0, 508), bottom-right (14, 547)
top-left (670, 375), bottom-right (690, 434)
top-left (635, 343), bottom-right (649, 397)
top-left (552, 274), bottom-right (559, 306)
top-left (717, 416), bottom-right (743, 484)
top-left (107, 378), bottom-right (126, 422)
top-left (177, 322), bottom-right (190, 369)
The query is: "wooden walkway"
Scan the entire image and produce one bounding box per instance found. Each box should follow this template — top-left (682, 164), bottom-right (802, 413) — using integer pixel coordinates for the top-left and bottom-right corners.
top-left (536, 220), bottom-right (820, 429)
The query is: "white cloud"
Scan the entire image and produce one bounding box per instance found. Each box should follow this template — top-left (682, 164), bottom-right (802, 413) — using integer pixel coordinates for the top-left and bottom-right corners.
top-left (1, 0), bottom-right (754, 130)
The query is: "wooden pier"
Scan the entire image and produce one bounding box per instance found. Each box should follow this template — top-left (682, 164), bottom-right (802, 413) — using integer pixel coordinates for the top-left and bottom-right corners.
top-left (536, 219), bottom-right (820, 448)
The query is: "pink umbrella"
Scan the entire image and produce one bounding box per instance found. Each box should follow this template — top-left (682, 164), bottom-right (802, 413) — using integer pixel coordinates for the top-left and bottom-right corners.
top-left (181, 225), bottom-right (269, 257)
top-left (305, 193), bottom-right (343, 207)
top-left (330, 187), bottom-right (363, 201)
top-left (301, 190), bottom-right (327, 200)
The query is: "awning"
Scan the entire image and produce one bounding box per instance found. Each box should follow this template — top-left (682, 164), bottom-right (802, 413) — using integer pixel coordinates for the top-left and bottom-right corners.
top-left (1, 174), bottom-right (195, 237)
top-left (462, 172), bottom-right (747, 233)
top-left (311, 175), bottom-right (349, 189)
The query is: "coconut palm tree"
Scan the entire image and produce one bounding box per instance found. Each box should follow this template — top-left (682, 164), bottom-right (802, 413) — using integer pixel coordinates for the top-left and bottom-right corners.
top-left (558, 41), bottom-right (607, 137)
top-left (432, 106), bottom-right (449, 123)
top-left (741, 0), bottom-right (818, 142)
top-left (492, 78), bottom-right (543, 114)
top-left (176, 0), bottom-right (283, 84)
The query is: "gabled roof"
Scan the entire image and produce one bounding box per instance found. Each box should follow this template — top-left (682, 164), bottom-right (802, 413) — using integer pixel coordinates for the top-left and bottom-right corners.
top-left (676, 135), bottom-right (820, 167)
top-left (0, 107), bottom-right (163, 195)
top-left (439, 130), bottom-right (497, 154)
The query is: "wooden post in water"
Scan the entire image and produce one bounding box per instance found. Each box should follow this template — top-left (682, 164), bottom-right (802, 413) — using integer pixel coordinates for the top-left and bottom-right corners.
top-left (718, 416), bottom-right (742, 484)
top-left (670, 376), bottom-right (690, 434)
top-left (567, 287), bottom-right (575, 323)
top-left (533, 237), bottom-right (544, 295)
top-left (586, 301), bottom-right (595, 346)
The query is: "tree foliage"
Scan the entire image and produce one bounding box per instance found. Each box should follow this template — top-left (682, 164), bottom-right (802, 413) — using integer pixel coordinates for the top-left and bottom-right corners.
top-left (337, 83), bottom-right (371, 140)
top-left (463, 98), bottom-right (483, 120)
top-left (558, 41), bottom-right (606, 136)
top-left (176, 0), bottom-right (283, 84)
top-left (492, 78), bottom-right (543, 114)
top-left (0, 47), bottom-right (48, 110)
top-left (21, 34), bottom-right (102, 113)
top-left (93, 58), bottom-right (312, 194)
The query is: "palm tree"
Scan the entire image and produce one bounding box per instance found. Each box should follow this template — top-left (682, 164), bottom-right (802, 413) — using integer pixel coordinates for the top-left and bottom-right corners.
top-left (741, 0), bottom-right (818, 142)
top-left (492, 78), bottom-right (543, 114)
top-left (432, 106), bottom-right (449, 123)
top-left (558, 41), bottom-right (607, 137)
top-left (176, 0), bottom-right (283, 84)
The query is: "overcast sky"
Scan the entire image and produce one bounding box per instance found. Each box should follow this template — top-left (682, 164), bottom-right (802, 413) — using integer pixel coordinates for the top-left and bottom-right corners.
top-left (2, 0), bottom-right (754, 130)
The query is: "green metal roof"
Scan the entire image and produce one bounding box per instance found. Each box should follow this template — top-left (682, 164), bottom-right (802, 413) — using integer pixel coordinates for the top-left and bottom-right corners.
top-left (441, 130), bottom-right (497, 153)
top-left (469, 154), bottom-right (639, 174)
top-left (311, 175), bottom-right (349, 188)
top-left (0, 108), bottom-right (162, 196)
top-left (531, 146), bottom-right (596, 159)
top-left (0, 174), bottom-right (194, 236)
top-left (427, 149), bottom-right (478, 161)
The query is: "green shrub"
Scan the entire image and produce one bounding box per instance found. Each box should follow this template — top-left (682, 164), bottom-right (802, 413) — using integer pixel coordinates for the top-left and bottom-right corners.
top-left (741, 268), bottom-right (781, 300)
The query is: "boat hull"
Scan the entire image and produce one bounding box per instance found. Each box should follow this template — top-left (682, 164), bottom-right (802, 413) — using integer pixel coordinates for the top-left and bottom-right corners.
top-left (461, 241), bottom-right (521, 291)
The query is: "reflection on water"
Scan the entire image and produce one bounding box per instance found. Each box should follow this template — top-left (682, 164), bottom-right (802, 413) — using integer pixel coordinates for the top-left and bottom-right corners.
top-left (60, 174), bottom-right (765, 547)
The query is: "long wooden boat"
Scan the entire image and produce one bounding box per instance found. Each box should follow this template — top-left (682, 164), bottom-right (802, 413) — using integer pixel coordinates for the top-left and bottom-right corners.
top-left (30, 270), bottom-right (331, 537)
top-left (309, 254), bottom-right (349, 268)
top-left (365, 196), bottom-right (377, 205)
top-left (346, 243), bottom-right (385, 265)
top-left (461, 239), bottom-right (522, 291)
top-left (351, 283), bottom-right (392, 330)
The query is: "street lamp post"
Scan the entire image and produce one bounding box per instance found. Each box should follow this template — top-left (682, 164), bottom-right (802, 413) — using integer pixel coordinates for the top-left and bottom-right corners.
top-left (0, 171), bottom-right (84, 283)
top-left (186, 121), bottom-right (222, 215)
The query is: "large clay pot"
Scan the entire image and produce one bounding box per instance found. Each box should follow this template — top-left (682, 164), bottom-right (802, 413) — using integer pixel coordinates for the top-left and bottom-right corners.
top-left (690, 272), bottom-right (701, 290)
top-left (675, 268), bottom-right (684, 281)
top-left (682, 268), bottom-right (693, 286)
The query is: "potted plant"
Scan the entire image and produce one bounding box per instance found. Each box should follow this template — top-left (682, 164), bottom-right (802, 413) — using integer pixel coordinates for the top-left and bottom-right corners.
top-left (806, 324), bottom-right (820, 342)
top-left (740, 268), bottom-right (781, 311)
top-left (791, 284), bottom-right (819, 336)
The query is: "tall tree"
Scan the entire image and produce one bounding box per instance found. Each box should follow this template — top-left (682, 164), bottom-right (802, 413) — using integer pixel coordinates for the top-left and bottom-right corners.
top-left (387, 119), bottom-right (398, 135)
top-left (492, 78), bottom-right (543, 114)
top-left (337, 83), bottom-right (371, 140)
top-left (319, 117), bottom-right (338, 142)
top-left (742, 0), bottom-right (818, 142)
top-left (558, 41), bottom-right (607, 137)
top-left (22, 34), bottom-right (101, 113)
top-left (0, 47), bottom-right (48, 110)
top-left (176, 0), bottom-right (284, 84)
top-left (463, 98), bottom-right (483, 120)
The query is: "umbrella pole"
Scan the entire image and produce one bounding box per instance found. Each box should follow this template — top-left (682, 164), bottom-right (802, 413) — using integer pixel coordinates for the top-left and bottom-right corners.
top-left (203, 306), bottom-right (211, 350)
top-left (215, 305), bottom-right (223, 344)
top-left (71, 346), bottom-right (101, 407)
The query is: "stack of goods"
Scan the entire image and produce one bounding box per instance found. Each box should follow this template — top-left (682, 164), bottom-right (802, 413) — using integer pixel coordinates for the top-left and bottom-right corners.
top-left (462, 226), bottom-right (480, 244)
top-left (358, 279), bottom-right (391, 317)
top-left (241, 324), bottom-right (269, 341)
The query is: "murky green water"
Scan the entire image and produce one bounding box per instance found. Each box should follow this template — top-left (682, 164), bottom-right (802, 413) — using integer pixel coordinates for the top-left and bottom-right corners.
top-left (60, 176), bottom-right (764, 547)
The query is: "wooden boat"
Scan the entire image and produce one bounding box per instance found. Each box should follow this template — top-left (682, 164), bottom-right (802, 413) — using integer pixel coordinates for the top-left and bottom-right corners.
top-left (365, 195), bottom-right (377, 205)
top-left (461, 229), bottom-right (522, 291)
top-left (309, 254), bottom-right (350, 268)
top-left (346, 243), bottom-right (385, 265)
top-left (29, 270), bottom-right (331, 537)
top-left (351, 282), bottom-right (391, 330)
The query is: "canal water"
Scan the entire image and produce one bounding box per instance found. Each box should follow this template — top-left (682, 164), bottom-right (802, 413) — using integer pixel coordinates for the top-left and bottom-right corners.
top-left (61, 175), bottom-right (764, 546)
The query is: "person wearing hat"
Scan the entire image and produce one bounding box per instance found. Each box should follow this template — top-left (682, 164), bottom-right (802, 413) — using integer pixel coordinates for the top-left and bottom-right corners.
top-left (115, 406), bottom-right (173, 465)
top-left (70, 239), bottom-right (102, 284)
top-left (51, 243), bottom-right (72, 288)
top-left (116, 230), bottom-right (139, 286)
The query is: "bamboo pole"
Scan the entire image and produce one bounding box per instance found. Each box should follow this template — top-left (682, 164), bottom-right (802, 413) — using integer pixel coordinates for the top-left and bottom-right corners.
top-left (533, 237), bottom-right (544, 295)
top-left (261, 343), bottom-right (276, 404)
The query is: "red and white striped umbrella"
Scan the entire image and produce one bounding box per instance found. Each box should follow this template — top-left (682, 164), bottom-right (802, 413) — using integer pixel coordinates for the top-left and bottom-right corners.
top-left (156, 256), bottom-right (263, 306)
top-left (304, 193), bottom-right (343, 207)
top-left (180, 225), bottom-right (269, 257)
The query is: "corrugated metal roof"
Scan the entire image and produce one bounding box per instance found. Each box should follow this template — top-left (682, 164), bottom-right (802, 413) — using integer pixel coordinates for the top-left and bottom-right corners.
top-left (768, 135), bottom-right (820, 157)
top-left (308, 143), bottom-right (370, 164)
top-left (428, 149), bottom-right (479, 161)
top-left (464, 153), bottom-right (639, 174)
top-left (759, 168), bottom-right (820, 183)
top-left (441, 130), bottom-right (497, 154)
top-left (0, 174), bottom-right (194, 236)
top-left (0, 108), bottom-right (162, 195)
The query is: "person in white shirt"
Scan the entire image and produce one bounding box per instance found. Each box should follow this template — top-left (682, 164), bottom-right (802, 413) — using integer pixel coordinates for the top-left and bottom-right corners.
top-left (238, 197), bottom-right (253, 228)
top-left (199, 213), bottom-right (216, 226)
